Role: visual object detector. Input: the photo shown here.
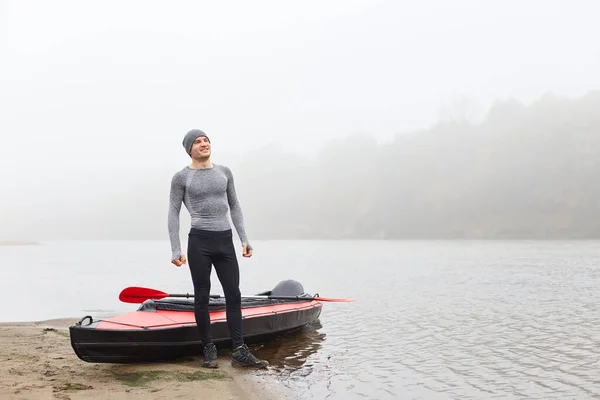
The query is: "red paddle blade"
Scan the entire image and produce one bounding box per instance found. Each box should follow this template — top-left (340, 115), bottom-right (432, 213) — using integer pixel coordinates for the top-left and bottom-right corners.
top-left (313, 296), bottom-right (356, 302)
top-left (119, 286), bottom-right (169, 303)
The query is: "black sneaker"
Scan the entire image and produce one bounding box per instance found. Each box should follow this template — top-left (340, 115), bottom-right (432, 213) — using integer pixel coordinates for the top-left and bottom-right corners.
top-left (231, 344), bottom-right (269, 368)
top-left (202, 342), bottom-right (218, 368)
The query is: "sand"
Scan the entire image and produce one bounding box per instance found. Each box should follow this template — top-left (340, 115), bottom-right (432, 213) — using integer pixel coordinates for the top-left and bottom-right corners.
top-left (0, 318), bottom-right (290, 400)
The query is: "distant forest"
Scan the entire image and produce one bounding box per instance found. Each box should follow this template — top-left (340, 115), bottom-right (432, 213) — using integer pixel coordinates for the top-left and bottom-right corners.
top-left (233, 91), bottom-right (600, 239)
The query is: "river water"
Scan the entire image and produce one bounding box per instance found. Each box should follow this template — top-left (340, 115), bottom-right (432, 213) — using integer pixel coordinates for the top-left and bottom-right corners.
top-left (2, 240), bottom-right (600, 399)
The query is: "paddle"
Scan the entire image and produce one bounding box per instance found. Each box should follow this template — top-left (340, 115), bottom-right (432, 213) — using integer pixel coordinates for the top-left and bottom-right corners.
top-left (119, 286), bottom-right (355, 304)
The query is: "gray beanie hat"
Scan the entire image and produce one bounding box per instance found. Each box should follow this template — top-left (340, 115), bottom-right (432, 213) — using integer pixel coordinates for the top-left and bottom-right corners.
top-left (182, 129), bottom-right (210, 155)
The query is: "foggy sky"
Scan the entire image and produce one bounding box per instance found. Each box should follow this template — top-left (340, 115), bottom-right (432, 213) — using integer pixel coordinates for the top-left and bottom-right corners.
top-left (2, 0), bottom-right (600, 240)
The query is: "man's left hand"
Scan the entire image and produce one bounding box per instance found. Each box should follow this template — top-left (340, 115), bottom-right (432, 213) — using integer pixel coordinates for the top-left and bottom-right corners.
top-left (242, 243), bottom-right (253, 258)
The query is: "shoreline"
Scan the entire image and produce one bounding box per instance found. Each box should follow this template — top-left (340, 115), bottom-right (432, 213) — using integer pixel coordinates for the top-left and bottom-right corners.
top-left (0, 318), bottom-right (291, 400)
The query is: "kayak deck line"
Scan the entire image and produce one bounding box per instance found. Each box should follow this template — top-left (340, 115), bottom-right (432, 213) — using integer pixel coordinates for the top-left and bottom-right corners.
top-left (93, 301), bottom-right (321, 331)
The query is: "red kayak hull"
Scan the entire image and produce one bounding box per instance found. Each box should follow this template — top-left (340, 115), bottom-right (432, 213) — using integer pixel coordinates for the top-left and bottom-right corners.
top-left (69, 298), bottom-right (322, 363)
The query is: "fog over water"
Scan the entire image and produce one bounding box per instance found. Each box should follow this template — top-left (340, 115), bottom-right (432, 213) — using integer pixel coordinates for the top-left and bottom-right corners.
top-left (2, 0), bottom-right (600, 242)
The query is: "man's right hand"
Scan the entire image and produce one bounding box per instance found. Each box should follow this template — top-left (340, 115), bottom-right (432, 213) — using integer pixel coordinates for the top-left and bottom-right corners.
top-left (172, 253), bottom-right (187, 267)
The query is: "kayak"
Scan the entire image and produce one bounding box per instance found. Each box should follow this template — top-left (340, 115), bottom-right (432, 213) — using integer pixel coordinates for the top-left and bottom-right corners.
top-left (69, 280), bottom-right (323, 363)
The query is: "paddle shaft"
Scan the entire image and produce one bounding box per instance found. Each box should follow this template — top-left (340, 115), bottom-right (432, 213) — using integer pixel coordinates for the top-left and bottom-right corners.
top-left (163, 293), bottom-right (218, 299)
top-left (162, 293), bottom-right (321, 301)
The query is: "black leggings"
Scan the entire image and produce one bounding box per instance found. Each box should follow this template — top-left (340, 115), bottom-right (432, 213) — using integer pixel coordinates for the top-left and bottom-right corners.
top-left (187, 228), bottom-right (244, 348)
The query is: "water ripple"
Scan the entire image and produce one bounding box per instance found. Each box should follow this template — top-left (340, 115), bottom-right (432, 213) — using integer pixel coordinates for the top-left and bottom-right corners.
top-left (248, 241), bottom-right (600, 399)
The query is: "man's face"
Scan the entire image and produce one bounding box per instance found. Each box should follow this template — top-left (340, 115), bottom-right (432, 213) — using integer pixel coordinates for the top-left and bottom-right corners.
top-left (191, 136), bottom-right (211, 159)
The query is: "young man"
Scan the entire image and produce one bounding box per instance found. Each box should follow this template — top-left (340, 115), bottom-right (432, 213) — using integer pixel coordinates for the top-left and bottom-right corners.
top-left (168, 129), bottom-right (268, 369)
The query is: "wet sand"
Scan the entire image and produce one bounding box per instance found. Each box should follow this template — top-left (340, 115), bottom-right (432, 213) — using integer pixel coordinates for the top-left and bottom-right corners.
top-left (0, 318), bottom-right (289, 400)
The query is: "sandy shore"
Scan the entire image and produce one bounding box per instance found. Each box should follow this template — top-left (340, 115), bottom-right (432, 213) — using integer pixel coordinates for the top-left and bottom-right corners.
top-left (0, 318), bottom-right (289, 400)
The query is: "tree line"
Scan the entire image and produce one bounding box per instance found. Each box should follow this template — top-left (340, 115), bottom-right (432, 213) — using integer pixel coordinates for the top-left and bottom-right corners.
top-left (233, 91), bottom-right (600, 239)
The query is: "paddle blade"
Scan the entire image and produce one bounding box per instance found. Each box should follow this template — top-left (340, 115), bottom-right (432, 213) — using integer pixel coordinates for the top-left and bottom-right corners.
top-left (119, 286), bottom-right (169, 303)
top-left (313, 296), bottom-right (356, 302)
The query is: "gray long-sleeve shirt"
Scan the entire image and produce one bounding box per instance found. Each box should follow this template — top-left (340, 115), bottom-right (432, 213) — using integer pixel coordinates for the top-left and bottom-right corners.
top-left (168, 164), bottom-right (251, 260)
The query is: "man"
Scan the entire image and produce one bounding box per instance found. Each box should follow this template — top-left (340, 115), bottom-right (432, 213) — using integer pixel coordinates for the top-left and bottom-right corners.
top-left (168, 129), bottom-right (268, 369)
